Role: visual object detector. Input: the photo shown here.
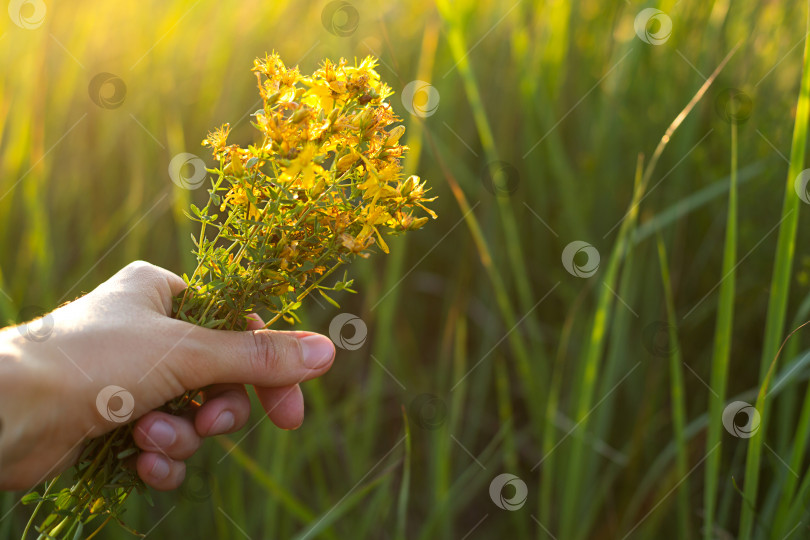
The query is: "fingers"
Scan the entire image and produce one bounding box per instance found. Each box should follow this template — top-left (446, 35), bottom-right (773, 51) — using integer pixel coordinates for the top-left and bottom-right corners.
top-left (245, 315), bottom-right (305, 429)
top-left (133, 411), bottom-right (201, 460)
top-left (255, 384), bottom-right (305, 430)
top-left (175, 326), bottom-right (335, 390)
top-left (195, 384), bottom-right (251, 437)
top-left (136, 452), bottom-right (186, 491)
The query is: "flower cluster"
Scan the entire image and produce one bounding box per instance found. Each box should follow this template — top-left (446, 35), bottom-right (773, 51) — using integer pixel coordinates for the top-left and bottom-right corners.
top-left (26, 53), bottom-right (435, 539)
top-left (178, 53), bottom-right (435, 329)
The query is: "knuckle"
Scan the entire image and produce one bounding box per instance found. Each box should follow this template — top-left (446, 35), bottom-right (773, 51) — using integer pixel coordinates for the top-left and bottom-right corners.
top-left (124, 260), bottom-right (157, 275)
top-left (249, 331), bottom-right (301, 380)
top-left (249, 331), bottom-right (282, 375)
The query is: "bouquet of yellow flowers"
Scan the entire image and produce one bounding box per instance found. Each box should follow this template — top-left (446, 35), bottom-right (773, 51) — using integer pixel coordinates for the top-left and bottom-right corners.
top-left (24, 53), bottom-right (435, 539)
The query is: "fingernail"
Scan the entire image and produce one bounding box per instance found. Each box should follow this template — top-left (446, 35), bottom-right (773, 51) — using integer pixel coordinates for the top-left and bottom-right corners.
top-left (148, 420), bottom-right (176, 447)
top-left (209, 411), bottom-right (235, 435)
top-left (299, 335), bottom-right (335, 369)
top-left (150, 455), bottom-right (170, 480)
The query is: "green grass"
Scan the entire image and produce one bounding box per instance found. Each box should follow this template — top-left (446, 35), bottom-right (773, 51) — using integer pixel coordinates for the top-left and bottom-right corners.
top-left (703, 117), bottom-right (739, 539)
top-left (3, 0), bottom-right (810, 538)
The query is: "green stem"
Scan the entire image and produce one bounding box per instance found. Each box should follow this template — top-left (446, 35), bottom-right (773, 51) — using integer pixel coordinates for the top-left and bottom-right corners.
top-left (21, 479), bottom-right (58, 540)
top-left (263, 262), bottom-right (343, 328)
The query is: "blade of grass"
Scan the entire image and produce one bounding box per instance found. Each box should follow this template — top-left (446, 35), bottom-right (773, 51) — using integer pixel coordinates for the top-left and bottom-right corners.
top-left (657, 234), bottom-right (692, 539)
top-left (395, 408), bottom-right (411, 540)
top-left (632, 162), bottom-right (763, 245)
top-left (703, 119), bottom-right (738, 540)
top-left (559, 153), bottom-right (644, 539)
top-left (292, 461), bottom-right (402, 540)
top-left (621, 347), bottom-right (810, 530)
top-left (771, 301), bottom-right (810, 534)
top-left (539, 284), bottom-right (589, 538)
top-left (355, 15), bottom-right (438, 467)
top-left (560, 45), bottom-right (739, 538)
top-left (739, 5), bottom-right (810, 537)
top-left (214, 437), bottom-right (327, 534)
top-left (435, 0), bottom-right (548, 376)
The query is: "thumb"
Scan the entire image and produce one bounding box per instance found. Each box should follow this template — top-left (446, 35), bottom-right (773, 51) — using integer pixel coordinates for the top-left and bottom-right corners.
top-left (170, 323), bottom-right (336, 390)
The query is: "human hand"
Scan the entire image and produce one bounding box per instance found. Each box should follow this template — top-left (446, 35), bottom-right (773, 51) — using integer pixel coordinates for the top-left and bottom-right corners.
top-left (0, 261), bottom-right (335, 491)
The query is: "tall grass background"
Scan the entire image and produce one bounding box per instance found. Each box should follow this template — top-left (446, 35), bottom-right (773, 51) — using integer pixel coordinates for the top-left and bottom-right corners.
top-left (2, 0), bottom-right (810, 538)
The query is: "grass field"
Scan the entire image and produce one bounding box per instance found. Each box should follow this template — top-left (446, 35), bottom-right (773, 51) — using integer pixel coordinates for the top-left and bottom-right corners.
top-left (2, 0), bottom-right (810, 538)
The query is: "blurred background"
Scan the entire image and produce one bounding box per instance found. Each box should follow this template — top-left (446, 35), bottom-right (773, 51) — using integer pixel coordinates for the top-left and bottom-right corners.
top-left (2, 0), bottom-right (810, 538)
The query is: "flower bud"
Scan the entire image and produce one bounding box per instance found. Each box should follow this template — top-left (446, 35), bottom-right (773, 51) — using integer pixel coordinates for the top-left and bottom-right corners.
top-left (337, 152), bottom-right (360, 172)
top-left (385, 125), bottom-right (405, 147)
top-left (291, 107), bottom-right (310, 123)
top-left (328, 108), bottom-right (340, 124)
top-left (400, 175), bottom-right (418, 197)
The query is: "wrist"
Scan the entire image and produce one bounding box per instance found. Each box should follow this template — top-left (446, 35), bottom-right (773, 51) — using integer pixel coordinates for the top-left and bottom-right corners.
top-left (0, 327), bottom-right (62, 486)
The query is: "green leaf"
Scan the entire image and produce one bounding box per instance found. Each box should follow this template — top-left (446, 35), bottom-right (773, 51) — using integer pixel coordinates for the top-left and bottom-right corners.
top-left (21, 492), bottom-right (40, 505)
top-left (318, 289), bottom-right (341, 308)
top-left (71, 520), bottom-right (84, 540)
top-left (116, 447), bottom-right (139, 460)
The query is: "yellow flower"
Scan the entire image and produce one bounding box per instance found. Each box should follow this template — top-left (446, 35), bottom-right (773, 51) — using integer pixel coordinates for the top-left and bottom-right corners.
top-left (220, 185), bottom-right (262, 219)
top-left (340, 232), bottom-right (374, 257)
top-left (357, 204), bottom-right (394, 253)
top-left (279, 144), bottom-right (324, 188)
